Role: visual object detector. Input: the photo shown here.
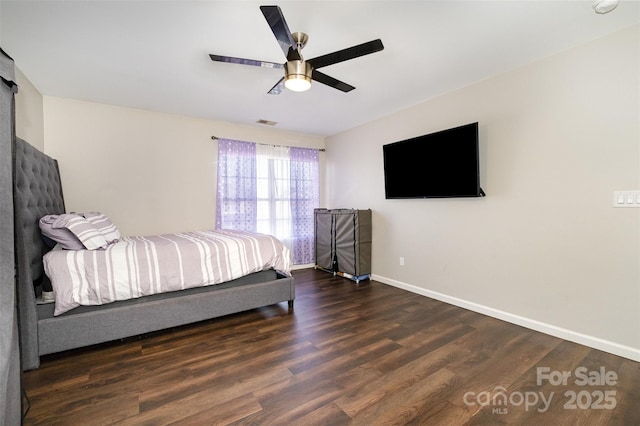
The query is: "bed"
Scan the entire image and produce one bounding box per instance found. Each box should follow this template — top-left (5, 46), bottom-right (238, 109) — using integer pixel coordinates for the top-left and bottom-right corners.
top-left (14, 137), bottom-right (295, 370)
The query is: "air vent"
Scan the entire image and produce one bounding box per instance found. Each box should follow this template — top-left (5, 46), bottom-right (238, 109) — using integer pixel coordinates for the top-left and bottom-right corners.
top-left (256, 119), bottom-right (278, 126)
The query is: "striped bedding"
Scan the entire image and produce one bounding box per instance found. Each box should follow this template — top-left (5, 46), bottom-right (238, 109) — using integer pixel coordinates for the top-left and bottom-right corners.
top-left (43, 229), bottom-right (292, 315)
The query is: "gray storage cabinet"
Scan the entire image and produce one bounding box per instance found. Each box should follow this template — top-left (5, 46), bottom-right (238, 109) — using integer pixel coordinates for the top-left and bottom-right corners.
top-left (314, 208), bottom-right (371, 282)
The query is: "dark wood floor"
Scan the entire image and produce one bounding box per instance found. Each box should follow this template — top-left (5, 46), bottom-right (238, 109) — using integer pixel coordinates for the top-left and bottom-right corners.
top-left (22, 268), bottom-right (640, 425)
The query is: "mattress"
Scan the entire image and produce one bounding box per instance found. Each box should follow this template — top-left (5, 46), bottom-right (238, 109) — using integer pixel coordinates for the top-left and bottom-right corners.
top-left (44, 228), bottom-right (292, 315)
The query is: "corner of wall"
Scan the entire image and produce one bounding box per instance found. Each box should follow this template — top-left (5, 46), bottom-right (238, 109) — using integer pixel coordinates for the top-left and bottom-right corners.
top-left (14, 67), bottom-right (44, 151)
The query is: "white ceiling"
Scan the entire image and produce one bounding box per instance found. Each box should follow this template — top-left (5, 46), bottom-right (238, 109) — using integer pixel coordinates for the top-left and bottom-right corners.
top-left (1, 1), bottom-right (638, 137)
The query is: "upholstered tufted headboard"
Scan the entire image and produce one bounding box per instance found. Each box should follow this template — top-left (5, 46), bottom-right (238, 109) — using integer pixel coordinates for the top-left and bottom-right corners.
top-left (14, 137), bottom-right (65, 369)
top-left (14, 137), bottom-right (65, 284)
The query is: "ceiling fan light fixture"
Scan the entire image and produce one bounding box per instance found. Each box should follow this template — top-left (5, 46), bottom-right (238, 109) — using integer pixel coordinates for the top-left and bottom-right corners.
top-left (284, 60), bottom-right (312, 92)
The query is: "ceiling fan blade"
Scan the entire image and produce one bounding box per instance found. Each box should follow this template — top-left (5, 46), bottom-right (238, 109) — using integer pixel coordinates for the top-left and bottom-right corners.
top-left (268, 77), bottom-right (285, 95)
top-left (307, 39), bottom-right (384, 69)
top-left (209, 54), bottom-right (284, 69)
top-left (312, 70), bottom-right (355, 92)
top-left (260, 5), bottom-right (296, 58)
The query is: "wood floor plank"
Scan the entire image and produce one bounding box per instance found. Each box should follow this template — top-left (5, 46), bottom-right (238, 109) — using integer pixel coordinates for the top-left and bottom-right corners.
top-left (127, 368), bottom-right (290, 424)
top-left (334, 333), bottom-right (468, 419)
top-left (22, 268), bottom-right (640, 425)
top-left (165, 393), bottom-right (263, 426)
top-left (286, 402), bottom-right (353, 426)
top-left (346, 367), bottom-right (460, 425)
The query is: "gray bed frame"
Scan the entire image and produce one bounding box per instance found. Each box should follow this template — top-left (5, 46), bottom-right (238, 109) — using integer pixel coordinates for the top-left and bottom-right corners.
top-left (14, 138), bottom-right (295, 370)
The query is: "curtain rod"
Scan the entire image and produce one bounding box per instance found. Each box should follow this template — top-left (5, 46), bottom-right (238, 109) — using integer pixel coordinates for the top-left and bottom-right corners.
top-left (210, 136), bottom-right (325, 152)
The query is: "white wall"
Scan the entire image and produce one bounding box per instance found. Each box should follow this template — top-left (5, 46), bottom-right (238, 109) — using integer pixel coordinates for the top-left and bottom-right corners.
top-left (15, 67), bottom-right (44, 150)
top-left (325, 26), bottom-right (640, 360)
top-left (43, 97), bottom-right (325, 236)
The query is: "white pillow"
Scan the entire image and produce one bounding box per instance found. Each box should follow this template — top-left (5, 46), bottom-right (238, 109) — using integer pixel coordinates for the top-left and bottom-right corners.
top-left (53, 214), bottom-right (109, 250)
top-left (39, 215), bottom-right (85, 250)
top-left (83, 212), bottom-right (121, 244)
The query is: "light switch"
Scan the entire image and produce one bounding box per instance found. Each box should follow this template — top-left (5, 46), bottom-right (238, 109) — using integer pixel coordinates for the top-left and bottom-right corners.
top-left (614, 190), bottom-right (640, 208)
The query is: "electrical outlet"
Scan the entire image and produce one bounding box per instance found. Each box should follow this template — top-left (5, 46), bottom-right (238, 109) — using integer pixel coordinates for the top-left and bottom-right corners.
top-left (399, 257), bottom-right (405, 266)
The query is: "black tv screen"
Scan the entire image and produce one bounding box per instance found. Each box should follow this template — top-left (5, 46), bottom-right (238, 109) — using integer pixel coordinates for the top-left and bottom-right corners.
top-left (383, 122), bottom-right (484, 199)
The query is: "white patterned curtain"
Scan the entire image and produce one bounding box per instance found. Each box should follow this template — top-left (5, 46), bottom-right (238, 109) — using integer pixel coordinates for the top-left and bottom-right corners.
top-left (215, 139), bottom-right (257, 231)
top-left (216, 139), bottom-right (319, 264)
top-left (289, 146), bottom-right (320, 264)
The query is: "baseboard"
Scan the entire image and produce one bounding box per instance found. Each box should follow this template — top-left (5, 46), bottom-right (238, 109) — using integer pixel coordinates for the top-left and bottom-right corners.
top-left (372, 274), bottom-right (640, 362)
top-left (292, 263), bottom-right (315, 271)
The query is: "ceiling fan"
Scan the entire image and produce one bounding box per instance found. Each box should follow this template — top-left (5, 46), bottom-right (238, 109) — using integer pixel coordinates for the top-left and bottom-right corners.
top-left (209, 5), bottom-right (384, 94)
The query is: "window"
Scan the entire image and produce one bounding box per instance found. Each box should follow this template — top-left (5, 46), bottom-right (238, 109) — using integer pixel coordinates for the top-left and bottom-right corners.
top-left (216, 139), bottom-right (319, 264)
top-left (256, 144), bottom-right (292, 241)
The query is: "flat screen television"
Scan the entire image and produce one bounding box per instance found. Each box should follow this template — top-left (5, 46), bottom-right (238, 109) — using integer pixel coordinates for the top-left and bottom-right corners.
top-left (383, 122), bottom-right (484, 199)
